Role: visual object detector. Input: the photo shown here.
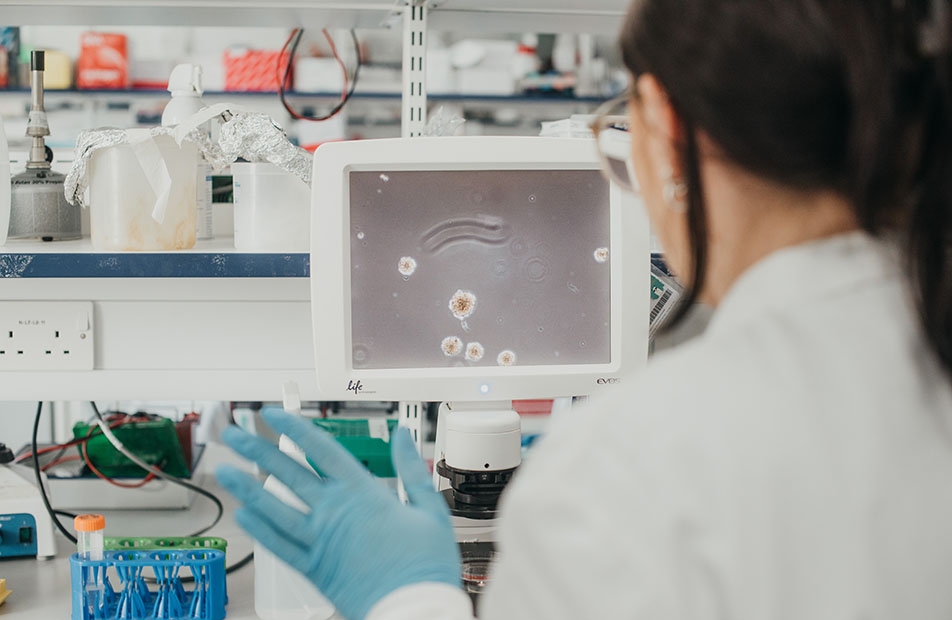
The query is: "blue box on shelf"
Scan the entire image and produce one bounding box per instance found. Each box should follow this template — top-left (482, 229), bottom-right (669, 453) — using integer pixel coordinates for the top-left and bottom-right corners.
top-left (69, 549), bottom-right (227, 620)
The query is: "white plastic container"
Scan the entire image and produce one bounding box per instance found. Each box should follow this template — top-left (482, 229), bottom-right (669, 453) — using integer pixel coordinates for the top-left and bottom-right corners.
top-left (232, 162), bottom-right (310, 252)
top-left (163, 64), bottom-right (214, 241)
top-left (254, 435), bottom-right (336, 620)
top-left (88, 134), bottom-right (198, 251)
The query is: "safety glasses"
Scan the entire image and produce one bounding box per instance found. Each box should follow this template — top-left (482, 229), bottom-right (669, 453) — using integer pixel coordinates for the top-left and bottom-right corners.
top-left (590, 93), bottom-right (637, 193)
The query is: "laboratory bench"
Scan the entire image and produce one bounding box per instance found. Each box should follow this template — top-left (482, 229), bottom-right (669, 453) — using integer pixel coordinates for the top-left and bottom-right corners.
top-left (0, 442), bottom-right (326, 619)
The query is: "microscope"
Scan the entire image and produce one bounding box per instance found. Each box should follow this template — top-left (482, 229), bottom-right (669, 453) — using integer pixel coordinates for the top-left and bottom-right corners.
top-left (432, 403), bottom-right (522, 601)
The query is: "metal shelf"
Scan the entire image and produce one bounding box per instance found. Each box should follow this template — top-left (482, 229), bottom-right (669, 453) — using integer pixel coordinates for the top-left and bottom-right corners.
top-left (0, 88), bottom-right (608, 105)
top-left (0, 238), bottom-right (309, 279)
top-left (428, 0), bottom-right (627, 34)
top-left (0, 0), bottom-right (401, 30)
top-left (3, 240), bottom-right (316, 399)
top-left (0, 239), bottom-right (661, 279)
top-left (0, 0), bottom-right (628, 33)
top-left (0, 0), bottom-right (628, 399)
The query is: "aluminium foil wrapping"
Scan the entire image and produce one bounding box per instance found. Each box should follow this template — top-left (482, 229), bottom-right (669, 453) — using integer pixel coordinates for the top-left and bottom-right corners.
top-left (65, 110), bottom-right (312, 208)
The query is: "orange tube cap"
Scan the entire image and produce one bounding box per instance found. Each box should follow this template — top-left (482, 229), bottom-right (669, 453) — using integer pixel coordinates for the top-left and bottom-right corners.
top-left (74, 514), bottom-right (105, 532)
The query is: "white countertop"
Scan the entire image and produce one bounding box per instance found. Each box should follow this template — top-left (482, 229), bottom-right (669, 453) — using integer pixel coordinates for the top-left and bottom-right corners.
top-left (0, 443), bottom-right (266, 619)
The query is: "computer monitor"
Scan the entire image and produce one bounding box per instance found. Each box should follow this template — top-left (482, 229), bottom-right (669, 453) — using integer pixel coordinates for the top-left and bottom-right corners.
top-left (310, 137), bottom-right (649, 402)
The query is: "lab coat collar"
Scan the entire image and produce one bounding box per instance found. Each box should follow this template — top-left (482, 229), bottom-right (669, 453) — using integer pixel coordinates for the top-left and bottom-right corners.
top-left (707, 231), bottom-right (901, 336)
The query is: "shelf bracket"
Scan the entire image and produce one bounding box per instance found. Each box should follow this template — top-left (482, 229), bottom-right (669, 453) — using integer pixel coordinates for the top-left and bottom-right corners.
top-left (401, 1), bottom-right (428, 137)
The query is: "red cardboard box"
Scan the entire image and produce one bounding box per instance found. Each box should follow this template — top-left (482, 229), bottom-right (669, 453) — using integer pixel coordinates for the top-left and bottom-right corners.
top-left (224, 48), bottom-right (285, 92)
top-left (77, 32), bottom-right (129, 89)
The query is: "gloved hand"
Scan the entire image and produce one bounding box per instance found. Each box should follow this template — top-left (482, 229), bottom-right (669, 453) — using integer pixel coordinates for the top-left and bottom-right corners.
top-left (215, 409), bottom-right (461, 620)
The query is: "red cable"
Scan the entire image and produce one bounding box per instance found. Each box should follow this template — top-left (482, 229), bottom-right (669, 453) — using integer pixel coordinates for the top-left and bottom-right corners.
top-left (277, 28), bottom-right (352, 122)
top-left (276, 27), bottom-right (299, 96)
top-left (41, 454), bottom-right (83, 471)
top-left (321, 28), bottom-right (350, 105)
top-left (16, 416), bottom-right (136, 463)
top-left (19, 411), bottom-right (165, 487)
top-left (80, 441), bottom-right (158, 489)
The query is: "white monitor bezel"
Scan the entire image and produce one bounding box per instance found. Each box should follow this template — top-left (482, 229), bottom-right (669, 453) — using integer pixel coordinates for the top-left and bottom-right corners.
top-left (311, 137), bottom-right (649, 402)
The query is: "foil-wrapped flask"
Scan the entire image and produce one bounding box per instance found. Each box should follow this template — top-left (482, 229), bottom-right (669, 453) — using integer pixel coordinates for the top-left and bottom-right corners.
top-left (7, 50), bottom-right (81, 241)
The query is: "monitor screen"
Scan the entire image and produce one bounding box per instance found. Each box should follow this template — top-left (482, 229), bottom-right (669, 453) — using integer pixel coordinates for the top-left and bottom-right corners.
top-left (348, 168), bottom-right (612, 370)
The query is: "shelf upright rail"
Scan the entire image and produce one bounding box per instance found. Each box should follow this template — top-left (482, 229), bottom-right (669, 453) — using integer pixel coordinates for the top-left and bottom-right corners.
top-left (401, 0), bottom-right (429, 137)
top-left (398, 1), bottom-right (430, 442)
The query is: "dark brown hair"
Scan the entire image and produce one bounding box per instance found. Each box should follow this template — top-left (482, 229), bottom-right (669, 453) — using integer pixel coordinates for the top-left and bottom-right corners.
top-left (622, 0), bottom-right (952, 376)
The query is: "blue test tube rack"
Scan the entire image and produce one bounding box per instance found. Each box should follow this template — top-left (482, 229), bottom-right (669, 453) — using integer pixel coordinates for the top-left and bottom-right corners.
top-left (69, 549), bottom-right (227, 620)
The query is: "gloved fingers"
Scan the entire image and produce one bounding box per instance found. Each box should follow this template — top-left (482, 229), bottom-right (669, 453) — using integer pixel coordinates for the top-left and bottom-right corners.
top-left (215, 464), bottom-right (312, 546)
top-left (233, 506), bottom-right (312, 576)
top-left (221, 425), bottom-right (325, 505)
top-left (261, 408), bottom-right (372, 486)
top-left (391, 427), bottom-right (449, 516)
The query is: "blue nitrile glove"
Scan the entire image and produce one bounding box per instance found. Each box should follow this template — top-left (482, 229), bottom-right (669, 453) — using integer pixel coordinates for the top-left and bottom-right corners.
top-left (215, 409), bottom-right (461, 620)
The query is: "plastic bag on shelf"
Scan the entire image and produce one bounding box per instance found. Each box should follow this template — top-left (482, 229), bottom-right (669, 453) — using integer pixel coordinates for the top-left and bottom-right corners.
top-left (424, 106), bottom-right (466, 137)
top-left (539, 115), bottom-right (596, 139)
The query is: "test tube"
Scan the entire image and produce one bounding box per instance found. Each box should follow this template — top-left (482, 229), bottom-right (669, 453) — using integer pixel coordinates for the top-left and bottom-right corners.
top-left (74, 513), bottom-right (105, 560)
top-left (74, 514), bottom-right (105, 614)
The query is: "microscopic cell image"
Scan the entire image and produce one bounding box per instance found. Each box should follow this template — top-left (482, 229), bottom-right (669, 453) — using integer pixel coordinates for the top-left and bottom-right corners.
top-left (442, 336), bottom-right (463, 356)
top-left (398, 256), bottom-right (418, 277)
top-left (465, 342), bottom-right (485, 362)
top-left (449, 289), bottom-right (477, 320)
top-left (497, 350), bottom-right (517, 366)
top-left (349, 169), bottom-right (611, 369)
top-left (524, 257), bottom-right (549, 282)
top-left (594, 247), bottom-right (610, 263)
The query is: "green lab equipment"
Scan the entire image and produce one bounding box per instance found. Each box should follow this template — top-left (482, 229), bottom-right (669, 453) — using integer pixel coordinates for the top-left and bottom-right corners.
top-left (104, 536), bottom-right (227, 554)
top-left (311, 418), bottom-right (399, 478)
top-left (72, 418), bottom-right (191, 478)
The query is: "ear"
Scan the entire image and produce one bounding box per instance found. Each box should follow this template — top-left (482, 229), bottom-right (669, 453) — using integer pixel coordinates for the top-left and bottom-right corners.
top-left (635, 74), bottom-right (684, 178)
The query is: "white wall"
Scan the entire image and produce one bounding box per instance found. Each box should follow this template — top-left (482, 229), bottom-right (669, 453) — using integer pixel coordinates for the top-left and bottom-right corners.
top-left (0, 401), bottom-right (52, 454)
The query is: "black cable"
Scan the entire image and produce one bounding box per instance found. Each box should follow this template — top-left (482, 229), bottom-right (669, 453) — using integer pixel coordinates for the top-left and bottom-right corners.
top-left (89, 401), bottom-right (224, 537)
top-left (32, 401), bottom-right (78, 543)
top-left (279, 28), bottom-right (362, 122)
top-left (225, 551), bottom-right (255, 574)
top-left (17, 411), bottom-right (136, 466)
top-left (35, 402), bottom-right (236, 573)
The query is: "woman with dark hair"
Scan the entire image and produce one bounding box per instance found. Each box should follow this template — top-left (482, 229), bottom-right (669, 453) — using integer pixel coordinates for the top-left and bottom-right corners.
top-left (216, 1), bottom-right (952, 619)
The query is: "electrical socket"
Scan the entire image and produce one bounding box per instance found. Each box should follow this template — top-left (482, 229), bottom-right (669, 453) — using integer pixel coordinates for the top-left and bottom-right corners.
top-left (0, 302), bottom-right (94, 371)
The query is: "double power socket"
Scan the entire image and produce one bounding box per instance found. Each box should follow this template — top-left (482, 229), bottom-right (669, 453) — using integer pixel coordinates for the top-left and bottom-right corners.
top-left (0, 302), bottom-right (95, 371)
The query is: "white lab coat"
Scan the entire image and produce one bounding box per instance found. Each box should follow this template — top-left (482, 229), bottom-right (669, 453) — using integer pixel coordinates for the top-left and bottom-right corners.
top-left (368, 232), bottom-right (952, 620)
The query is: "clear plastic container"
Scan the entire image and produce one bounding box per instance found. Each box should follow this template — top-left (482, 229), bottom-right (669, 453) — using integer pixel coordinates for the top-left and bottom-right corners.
top-left (75, 514), bottom-right (105, 561)
top-left (74, 514), bottom-right (105, 616)
top-left (254, 435), bottom-right (335, 620)
top-left (88, 134), bottom-right (198, 251)
top-left (232, 162), bottom-right (310, 252)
